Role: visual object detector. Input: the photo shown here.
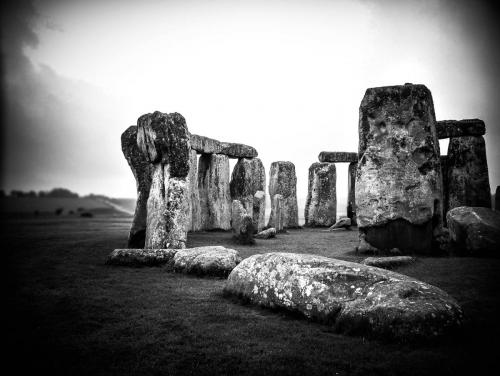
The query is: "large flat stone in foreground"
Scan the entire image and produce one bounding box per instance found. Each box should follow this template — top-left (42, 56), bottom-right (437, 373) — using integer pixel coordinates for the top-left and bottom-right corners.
top-left (225, 252), bottom-right (463, 341)
top-left (436, 119), bottom-right (485, 139)
top-left (318, 151), bottom-right (358, 163)
top-left (106, 249), bottom-right (177, 266)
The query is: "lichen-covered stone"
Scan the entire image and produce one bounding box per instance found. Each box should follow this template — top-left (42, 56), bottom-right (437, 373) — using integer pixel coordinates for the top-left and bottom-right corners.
top-left (253, 191), bottom-right (266, 232)
top-left (190, 134), bottom-right (257, 158)
top-left (190, 134), bottom-right (223, 154)
top-left (440, 155), bottom-right (449, 220)
top-left (446, 136), bottom-right (491, 211)
top-left (356, 83), bottom-right (443, 254)
top-left (145, 164), bottom-right (189, 249)
top-left (186, 149), bottom-right (202, 231)
top-left (447, 206), bottom-right (500, 256)
top-left (362, 256), bottom-right (415, 269)
top-left (231, 200), bottom-right (255, 244)
top-left (329, 217), bottom-right (351, 230)
top-left (220, 142), bottom-right (258, 158)
top-left (436, 119), bottom-right (485, 139)
top-left (106, 248), bottom-right (177, 266)
top-left (198, 154), bottom-right (231, 230)
top-left (255, 227), bottom-right (277, 239)
top-left (225, 252), bottom-right (463, 341)
top-left (268, 161), bottom-right (299, 228)
top-left (136, 111), bottom-right (190, 177)
top-left (347, 162), bottom-right (357, 225)
top-left (121, 126), bottom-right (153, 248)
top-left (271, 194), bottom-right (285, 232)
top-left (230, 158), bottom-right (265, 225)
top-left (318, 152), bottom-right (358, 163)
top-left (173, 246), bottom-right (242, 277)
top-left (305, 162), bottom-right (336, 227)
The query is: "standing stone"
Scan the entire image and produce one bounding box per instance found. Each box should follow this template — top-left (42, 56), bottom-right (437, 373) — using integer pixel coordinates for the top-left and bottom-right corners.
top-left (446, 136), bottom-right (491, 211)
top-left (440, 155), bottom-right (449, 221)
top-left (137, 112), bottom-right (191, 249)
top-left (356, 84), bottom-right (443, 254)
top-left (186, 149), bottom-right (201, 231)
top-left (305, 162), bottom-right (337, 227)
top-left (121, 126), bottom-right (153, 248)
top-left (230, 158), bottom-right (266, 214)
top-left (347, 162), bottom-right (357, 225)
top-left (268, 161), bottom-right (299, 228)
top-left (198, 154), bottom-right (231, 230)
top-left (496, 186), bottom-right (500, 211)
top-left (253, 190), bottom-right (266, 232)
top-left (271, 194), bottom-right (285, 232)
top-left (231, 200), bottom-right (255, 244)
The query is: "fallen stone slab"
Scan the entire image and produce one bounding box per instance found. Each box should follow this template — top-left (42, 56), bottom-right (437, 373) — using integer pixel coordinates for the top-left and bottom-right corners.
top-left (447, 206), bottom-right (500, 256)
top-left (436, 119), bottom-right (485, 139)
top-left (190, 134), bottom-right (258, 158)
top-left (106, 248), bottom-right (177, 266)
top-left (224, 252), bottom-right (463, 341)
top-left (255, 227), bottom-right (277, 239)
top-left (329, 217), bottom-right (352, 230)
top-left (318, 152), bottom-right (357, 163)
top-left (173, 246), bottom-right (242, 277)
top-left (362, 256), bottom-right (415, 269)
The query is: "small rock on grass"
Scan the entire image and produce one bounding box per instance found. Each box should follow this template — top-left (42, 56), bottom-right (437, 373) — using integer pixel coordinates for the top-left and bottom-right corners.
top-left (362, 256), bottom-right (415, 269)
top-left (255, 227), bottom-right (277, 239)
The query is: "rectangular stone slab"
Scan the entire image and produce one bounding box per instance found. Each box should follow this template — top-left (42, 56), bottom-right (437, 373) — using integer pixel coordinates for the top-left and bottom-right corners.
top-left (190, 134), bottom-right (257, 158)
top-left (436, 119), bottom-right (485, 139)
top-left (318, 152), bottom-right (358, 163)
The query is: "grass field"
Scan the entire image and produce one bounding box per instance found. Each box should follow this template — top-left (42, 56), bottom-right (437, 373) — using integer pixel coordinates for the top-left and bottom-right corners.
top-left (4, 214), bottom-right (500, 375)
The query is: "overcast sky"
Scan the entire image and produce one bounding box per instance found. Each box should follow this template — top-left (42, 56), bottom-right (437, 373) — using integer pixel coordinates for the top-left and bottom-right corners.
top-left (1, 0), bottom-right (499, 216)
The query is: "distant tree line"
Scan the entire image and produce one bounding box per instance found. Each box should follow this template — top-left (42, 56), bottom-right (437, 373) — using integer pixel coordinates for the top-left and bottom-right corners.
top-left (0, 188), bottom-right (80, 198)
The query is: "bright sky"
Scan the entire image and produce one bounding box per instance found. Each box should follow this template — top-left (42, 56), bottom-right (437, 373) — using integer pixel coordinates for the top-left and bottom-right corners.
top-left (2, 0), bottom-right (499, 216)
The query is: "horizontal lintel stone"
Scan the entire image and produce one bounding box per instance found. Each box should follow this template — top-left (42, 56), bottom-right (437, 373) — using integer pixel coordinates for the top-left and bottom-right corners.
top-left (318, 151), bottom-right (358, 163)
top-left (190, 134), bottom-right (257, 158)
top-left (436, 119), bottom-right (485, 139)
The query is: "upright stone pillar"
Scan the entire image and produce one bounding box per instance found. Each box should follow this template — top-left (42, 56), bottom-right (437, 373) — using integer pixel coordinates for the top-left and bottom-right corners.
top-left (121, 126), bottom-right (153, 248)
top-left (356, 84), bottom-right (443, 254)
top-left (305, 162), bottom-right (336, 227)
top-left (198, 154), bottom-right (232, 230)
top-left (446, 136), bottom-right (491, 211)
top-left (272, 194), bottom-right (285, 232)
top-left (268, 161), bottom-right (299, 228)
top-left (496, 186), bottom-right (500, 211)
top-left (136, 111), bottom-right (191, 249)
top-left (347, 162), bottom-right (357, 226)
top-left (186, 149), bottom-right (202, 231)
top-left (253, 191), bottom-right (266, 232)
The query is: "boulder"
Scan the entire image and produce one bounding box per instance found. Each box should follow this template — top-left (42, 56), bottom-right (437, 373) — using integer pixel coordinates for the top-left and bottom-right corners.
top-left (224, 252), bottom-right (463, 341)
top-left (198, 154), bottom-right (232, 230)
top-left (255, 227), bottom-right (277, 239)
top-left (173, 246), bottom-right (242, 277)
top-left (121, 126), bottom-right (152, 248)
top-left (436, 119), bottom-right (485, 139)
top-left (268, 161), bottom-right (299, 228)
top-left (231, 200), bottom-right (255, 245)
top-left (318, 152), bottom-right (358, 163)
top-left (347, 162), bottom-right (357, 225)
top-left (271, 194), bottom-right (285, 232)
top-left (329, 217), bottom-right (351, 230)
top-left (230, 158), bottom-right (266, 221)
top-left (190, 134), bottom-right (257, 158)
top-left (356, 83), bottom-right (443, 254)
top-left (106, 248), bottom-right (177, 266)
top-left (447, 206), bottom-right (500, 256)
top-left (253, 191), bottom-right (266, 232)
top-left (446, 136), bottom-right (491, 211)
top-left (186, 149), bottom-right (202, 231)
top-left (305, 162), bottom-right (337, 227)
top-left (362, 256), bottom-right (415, 269)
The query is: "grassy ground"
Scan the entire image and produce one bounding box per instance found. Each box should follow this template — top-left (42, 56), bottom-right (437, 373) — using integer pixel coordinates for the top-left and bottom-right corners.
top-left (4, 215), bottom-right (500, 375)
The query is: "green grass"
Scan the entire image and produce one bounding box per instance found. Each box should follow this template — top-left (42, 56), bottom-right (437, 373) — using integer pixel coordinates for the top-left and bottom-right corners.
top-left (4, 215), bottom-right (500, 375)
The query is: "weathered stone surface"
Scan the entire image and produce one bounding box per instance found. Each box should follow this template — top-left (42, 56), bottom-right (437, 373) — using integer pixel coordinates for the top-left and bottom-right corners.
top-left (255, 227), bottom-right (277, 239)
top-left (198, 154), bottom-right (232, 230)
top-left (136, 111), bottom-right (190, 177)
top-left (145, 164), bottom-right (189, 249)
top-left (225, 252), bottom-right (463, 341)
top-left (305, 162), bottom-right (337, 227)
top-left (271, 194), bottom-right (285, 232)
top-left (230, 158), bottom-right (266, 223)
top-left (106, 248), bottom-right (177, 266)
top-left (362, 256), bottom-right (415, 269)
top-left (173, 246), bottom-right (242, 277)
top-left (356, 83), bottom-right (443, 254)
top-left (446, 136), bottom-right (491, 212)
top-left (447, 206), bottom-right (500, 256)
top-left (231, 200), bottom-right (255, 244)
top-left (253, 191), bottom-right (266, 232)
top-left (440, 155), bottom-right (449, 220)
top-left (436, 119), bottom-right (485, 139)
top-left (121, 126), bottom-right (153, 248)
top-left (347, 162), bottom-right (357, 225)
top-left (186, 149), bottom-right (202, 231)
top-left (329, 217), bottom-right (351, 230)
top-left (496, 186), bottom-right (500, 211)
top-left (268, 161), bottom-right (299, 228)
top-left (318, 152), bottom-right (358, 163)
top-left (190, 134), bottom-right (257, 158)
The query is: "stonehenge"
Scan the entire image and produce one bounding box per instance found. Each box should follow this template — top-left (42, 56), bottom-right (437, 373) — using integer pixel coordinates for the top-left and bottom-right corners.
top-left (356, 83), bottom-right (443, 254)
top-left (268, 161), bottom-right (299, 229)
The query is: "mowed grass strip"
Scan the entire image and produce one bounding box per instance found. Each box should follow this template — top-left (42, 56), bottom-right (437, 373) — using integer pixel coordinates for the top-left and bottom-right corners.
top-left (4, 216), bottom-right (500, 376)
